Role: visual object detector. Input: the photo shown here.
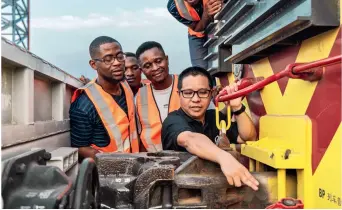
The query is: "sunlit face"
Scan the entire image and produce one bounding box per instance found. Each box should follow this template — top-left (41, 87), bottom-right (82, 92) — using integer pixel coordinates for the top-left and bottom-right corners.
top-left (139, 47), bottom-right (169, 84)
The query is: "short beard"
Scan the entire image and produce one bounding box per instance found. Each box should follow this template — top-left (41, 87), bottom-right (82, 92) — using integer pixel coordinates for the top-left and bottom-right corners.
top-left (130, 83), bottom-right (140, 89)
top-left (102, 74), bottom-right (123, 84)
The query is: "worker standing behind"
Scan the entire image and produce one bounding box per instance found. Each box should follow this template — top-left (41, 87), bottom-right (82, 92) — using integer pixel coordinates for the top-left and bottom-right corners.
top-left (167, 0), bottom-right (222, 69)
top-left (124, 52), bottom-right (144, 96)
top-left (135, 41), bottom-right (180, 153)
top-left (162, 66), bottom-right (258, 190)
top-left (70, 36), bottom-right (139, 160)
top-left (135, 41), bottom-right (219, 152)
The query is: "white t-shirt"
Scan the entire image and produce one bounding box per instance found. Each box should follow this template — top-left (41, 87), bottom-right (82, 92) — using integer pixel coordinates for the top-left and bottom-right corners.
top-left (152, 84), bottom-right (173, 122)
top-left (134, 82), bottom-right (174, 134)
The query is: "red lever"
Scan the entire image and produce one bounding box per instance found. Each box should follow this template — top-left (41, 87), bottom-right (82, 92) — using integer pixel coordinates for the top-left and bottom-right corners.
top-left (215, 77), bottom-right (264, 106)
top-left (215, 55), bottom-right (342, 104)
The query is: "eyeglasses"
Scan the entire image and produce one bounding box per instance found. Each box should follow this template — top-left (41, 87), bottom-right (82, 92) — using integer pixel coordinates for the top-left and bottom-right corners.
top-left (94, 52), bottom-right (126, 65)
top-left (179, 89), bottom-right (211, 98)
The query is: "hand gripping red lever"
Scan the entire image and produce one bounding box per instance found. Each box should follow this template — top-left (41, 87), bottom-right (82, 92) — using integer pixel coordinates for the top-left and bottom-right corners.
top-left (215, 77), bottom-right (264, 107)
top-left (214, 77), bottom-right (264, 131)
top-left (215, 55), bottom-right (342, 104)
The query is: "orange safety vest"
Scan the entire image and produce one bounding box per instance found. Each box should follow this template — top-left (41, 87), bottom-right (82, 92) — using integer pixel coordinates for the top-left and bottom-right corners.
top-left (174, 0), bottom-right (208, 38)
top-left (135, 75), bottom-right (180, 152)
top-left (71, 79), bottom-right (139, 153)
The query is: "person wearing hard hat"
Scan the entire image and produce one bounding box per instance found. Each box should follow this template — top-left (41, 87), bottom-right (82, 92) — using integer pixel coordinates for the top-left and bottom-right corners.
top-left (167, 0), bottom-right (223, 69)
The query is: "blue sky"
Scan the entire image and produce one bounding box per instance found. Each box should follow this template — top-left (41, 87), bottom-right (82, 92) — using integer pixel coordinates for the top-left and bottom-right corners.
top-left (30, 0), bottom-right (191, 79)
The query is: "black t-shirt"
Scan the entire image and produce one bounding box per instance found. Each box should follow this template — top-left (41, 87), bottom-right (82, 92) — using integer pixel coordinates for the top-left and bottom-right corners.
top-left (161, 108), bottom-right (238, 151)
top-left (112, 88), bottom-right (128, 116)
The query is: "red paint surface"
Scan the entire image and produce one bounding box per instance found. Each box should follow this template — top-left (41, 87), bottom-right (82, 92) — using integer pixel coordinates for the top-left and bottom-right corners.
top-left (218, 76), bottom-right (229, 87)
top-left (242, 65), bottom-right (267, 138)
top-left (217, 29), bottom-right (341, 174)
top-left (268, 45), bottom-right (301, 95)
top-left (306, 29), bottom-right (341, 174)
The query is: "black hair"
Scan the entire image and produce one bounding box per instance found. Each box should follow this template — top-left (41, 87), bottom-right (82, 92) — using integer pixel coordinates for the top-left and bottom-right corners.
top-left (125, 52), bottom-right (137, 58)
top-left (89, 36), bottom-right (120, 58)
top-left (136, 41), bottom-right (165, 61)
top-left (178, 66), bottom-right (214, 90)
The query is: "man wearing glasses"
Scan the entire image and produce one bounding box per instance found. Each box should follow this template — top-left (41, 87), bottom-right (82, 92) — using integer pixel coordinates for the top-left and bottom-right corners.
top-left (70, 36), bottom-right (139, 160)
top-left (161, 66), bottom-right (258, 190)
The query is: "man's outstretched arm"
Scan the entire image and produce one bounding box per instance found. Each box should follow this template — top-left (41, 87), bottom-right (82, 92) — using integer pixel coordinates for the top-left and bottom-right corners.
top-left (177, 131), bottom-right (259, 190)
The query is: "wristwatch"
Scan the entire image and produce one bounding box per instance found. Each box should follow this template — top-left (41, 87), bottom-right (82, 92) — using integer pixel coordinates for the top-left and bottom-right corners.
top-left (232, 104), bottom-right (246, 116)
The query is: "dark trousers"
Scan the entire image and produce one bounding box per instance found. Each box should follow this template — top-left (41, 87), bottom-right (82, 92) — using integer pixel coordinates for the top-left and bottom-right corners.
top-left (188, 34), bottom-right (208, 70)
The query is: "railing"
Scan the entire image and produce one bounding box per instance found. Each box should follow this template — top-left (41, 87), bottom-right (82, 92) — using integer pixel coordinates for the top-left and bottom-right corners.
top-left (1, 38), bottom-right (83, 157)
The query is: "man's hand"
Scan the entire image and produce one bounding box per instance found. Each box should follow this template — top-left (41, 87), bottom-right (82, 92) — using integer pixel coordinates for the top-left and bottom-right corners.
top-left (217, 151), bottom-right (259, 191)
top-left (177, 131), bottom-right (258, 190)
top-left (219, 81), bottom-right (243, 111)
top-left (205, 0), bottom-right (223, 16)
top-left (212, 85), bottom-right (223, 99)
top-left (78, 147), bottom-right (99, 162)
top-left (79, 75), bottom-right (91, 85)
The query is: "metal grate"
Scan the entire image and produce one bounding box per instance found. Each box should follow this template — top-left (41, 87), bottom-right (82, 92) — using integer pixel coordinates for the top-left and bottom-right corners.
top-left (1, 0), bottom-right (30, 50)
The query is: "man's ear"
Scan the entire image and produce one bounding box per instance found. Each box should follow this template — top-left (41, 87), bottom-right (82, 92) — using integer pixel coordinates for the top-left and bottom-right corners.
top-left (89, 60), bottom-right (97, 71)
top-left (165, 55), bottom-right (169, 65)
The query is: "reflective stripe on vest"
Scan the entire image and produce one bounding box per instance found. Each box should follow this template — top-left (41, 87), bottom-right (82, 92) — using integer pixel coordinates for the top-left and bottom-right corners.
top-left (120, 81), bottom-right (139, 152)
top-left (71, 79), bottom-right (139, 153)
top-left (174, 0), bottom-right (208, 38)
top-left (137, 75), bottom-right (180, 152)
